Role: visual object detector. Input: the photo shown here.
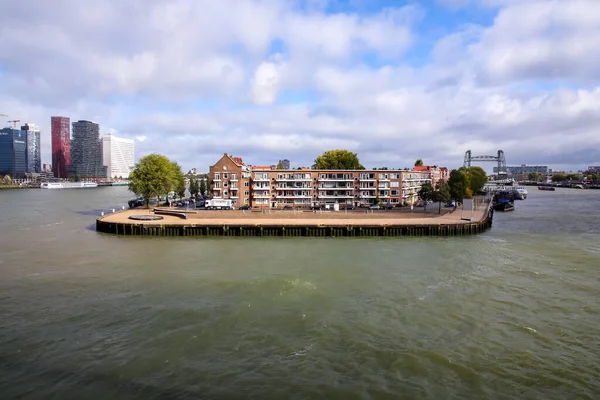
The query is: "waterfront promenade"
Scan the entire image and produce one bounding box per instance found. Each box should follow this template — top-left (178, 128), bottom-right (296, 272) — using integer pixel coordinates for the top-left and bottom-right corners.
top-left (97, 199), bottom-right (493, 237)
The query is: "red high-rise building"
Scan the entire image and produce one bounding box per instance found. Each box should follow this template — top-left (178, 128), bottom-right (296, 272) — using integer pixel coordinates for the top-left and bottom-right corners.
top-left (51, 116), bottom-right (71, 178)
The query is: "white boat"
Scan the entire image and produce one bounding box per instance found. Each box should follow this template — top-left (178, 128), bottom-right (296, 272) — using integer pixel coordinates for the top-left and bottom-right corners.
top-left (41, 181), bottom-right (98, 189)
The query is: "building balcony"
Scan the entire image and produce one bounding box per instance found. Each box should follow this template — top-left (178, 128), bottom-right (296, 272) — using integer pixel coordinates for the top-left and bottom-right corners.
top-left (213, 187), bottom-right (222, 190)
top-left (276, 195), bottom-right (312, 199)
top-left (318, 186), bottom-right (353, 190)
top-left (359, 187), bottom-right (377, 190)
top-left (276, 177), bottom-right (312, 181)
top-left (318, 178), bottom-right (354, 182)
top-left (230, 178), bottom-right (238, 182)
top-left (318, 194), bottom-right (354, 198)
top-left (253, 185), bottom-right (269, 190)
top-left (359, 194), bottom-right (376, 198)
top-left (360, 177), bottom-right (376, 181)
top-left (253, 194), bottom-right (270, 198)
top-left (253, 177), bottom-right (270, 182)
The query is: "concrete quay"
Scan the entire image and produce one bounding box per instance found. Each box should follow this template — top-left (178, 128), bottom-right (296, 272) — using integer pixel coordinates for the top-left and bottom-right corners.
top-left (96, 200), bottom-right (494, 237)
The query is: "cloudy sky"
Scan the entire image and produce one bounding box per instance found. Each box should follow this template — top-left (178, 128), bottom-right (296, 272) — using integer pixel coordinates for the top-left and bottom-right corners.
top-left (1, 0), bottom-right (599, 172)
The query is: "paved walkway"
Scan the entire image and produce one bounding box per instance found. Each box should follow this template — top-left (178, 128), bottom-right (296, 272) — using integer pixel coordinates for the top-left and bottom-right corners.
top-left (100, 204), bottom-right (488, 227)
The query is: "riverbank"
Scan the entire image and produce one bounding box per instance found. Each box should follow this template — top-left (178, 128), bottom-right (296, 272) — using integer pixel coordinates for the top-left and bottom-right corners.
top-left (96, 199), bottom-right (494, 237)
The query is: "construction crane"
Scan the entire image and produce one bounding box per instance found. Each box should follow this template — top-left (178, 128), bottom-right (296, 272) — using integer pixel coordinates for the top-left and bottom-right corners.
top-left (7, 120), bottom-right (20, 128)
top-left (0, 114), bottom-right (8, 117)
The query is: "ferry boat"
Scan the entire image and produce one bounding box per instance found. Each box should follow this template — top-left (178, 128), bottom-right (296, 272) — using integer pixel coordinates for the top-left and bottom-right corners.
top-left (41, 181), bottom-right (98, 189)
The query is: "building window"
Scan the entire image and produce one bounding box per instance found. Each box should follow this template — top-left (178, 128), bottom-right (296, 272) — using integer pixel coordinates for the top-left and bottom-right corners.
top-left (223, 190), bottom-right (228, 196)
top-left (391, 181), bottom-right (399, 187)
top-left (244, 181), bottom-right (249, 187)
top-left (231, 173), bottom-right (236, 180)
top-left (244, 190), bottom-right (249, 196)
top-left (224, 182), bottom-right (228, 187)
top-left (214, 173), bottom-right (220, 180)
top-left (224, 173), bottom-right (228, 179)
top-left (215, 182), bottom-right (221, 188)
top-left (391, 190), bottom-right (399, 196)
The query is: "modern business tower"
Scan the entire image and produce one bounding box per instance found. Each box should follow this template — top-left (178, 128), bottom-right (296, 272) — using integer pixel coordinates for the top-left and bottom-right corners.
top-left (101, 134), bottom-right (135, 179)
top-left (51, 116), bottom-right (71, 178)
top-left (69, 120), bottom-right (106, 178)
top-left (21, 123), bottom-right (41, 173)
top-left (0, 127), bottom-right (27, 178)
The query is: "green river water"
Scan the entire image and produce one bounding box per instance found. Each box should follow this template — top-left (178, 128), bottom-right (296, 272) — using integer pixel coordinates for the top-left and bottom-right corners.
top-left (0, 187), bottom-right (599, 399)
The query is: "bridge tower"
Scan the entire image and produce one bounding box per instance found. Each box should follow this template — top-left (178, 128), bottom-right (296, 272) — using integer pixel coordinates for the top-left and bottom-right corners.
top-left (463, 149), bottom-right (507, 174)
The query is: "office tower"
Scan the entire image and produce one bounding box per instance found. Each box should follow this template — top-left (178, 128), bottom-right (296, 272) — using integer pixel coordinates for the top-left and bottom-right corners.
top-left (21, 123), bottom-right (41, 173)
top-left (101, 134), bottom-right (135, 179)
top-left (0, 128), bottom-right (27, 178)
top-left (51, 116), bottom-right (70, 178)
top-left (69, 120), bottom-right (106, 178)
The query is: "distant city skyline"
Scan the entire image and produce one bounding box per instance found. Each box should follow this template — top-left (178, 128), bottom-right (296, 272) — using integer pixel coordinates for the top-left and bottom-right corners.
top-left (1, 1), bottom-right (599, 173)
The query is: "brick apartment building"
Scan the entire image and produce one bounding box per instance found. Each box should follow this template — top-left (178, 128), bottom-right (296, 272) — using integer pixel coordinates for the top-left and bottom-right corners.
top-left (210, 153), bottom-right (441, 208)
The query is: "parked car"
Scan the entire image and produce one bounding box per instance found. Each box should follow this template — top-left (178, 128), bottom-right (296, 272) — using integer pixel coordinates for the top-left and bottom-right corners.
top-left (239, 205), bottom-right (251, 210)
top-left (283, 205), bottom-right (294, 210)
top-left (369, 205), bottom-right (381, 210)
top-left (383, 204), bottom-right (393, 210)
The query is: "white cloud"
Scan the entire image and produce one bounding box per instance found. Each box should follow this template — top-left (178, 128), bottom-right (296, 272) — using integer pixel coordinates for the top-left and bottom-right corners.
top-left (251, 62), bottom-right (283, 105)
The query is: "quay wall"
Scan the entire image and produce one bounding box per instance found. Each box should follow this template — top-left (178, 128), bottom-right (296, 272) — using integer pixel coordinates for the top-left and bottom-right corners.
top-left (96, 201), bottom-right (494, 238)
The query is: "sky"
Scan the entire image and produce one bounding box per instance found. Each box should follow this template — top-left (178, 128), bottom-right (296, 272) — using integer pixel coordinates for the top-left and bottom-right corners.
top-left (1, 0), bottom-right (599, 173)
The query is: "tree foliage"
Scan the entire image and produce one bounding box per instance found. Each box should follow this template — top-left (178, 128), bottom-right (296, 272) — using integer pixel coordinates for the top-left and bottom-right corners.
top-left (414, 159), bottom-right (424, 167)
top-left (199, 175), bottom-right (207, 196)
top-left (417, 182), bottom-right (434, 211)
top-left (464, 166), bottom-right (487, 193)
top-left (128, 154), bottom-right (184, 207)
top-left (551, 173), bottom-right (567, 182)
top-left (2, 175), bottom-right (11, 185)
top-left (276, 160), bottom-right (285, 170)
top-left (313, 149), bottom-right (364, 170)
top-left (528, 172), bottom-right (543, 181)
top-left (448, 169), bottom-right (467, 202)
top-left (433, 181), bottom-right (451, 214)
top-left (171, 162), bottom-right (186, 199)
top-left (189, 176), bottom-right (199, 197)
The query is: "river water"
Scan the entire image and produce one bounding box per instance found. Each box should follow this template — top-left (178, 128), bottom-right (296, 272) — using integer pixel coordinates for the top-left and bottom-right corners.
top-left (1, 187), bottom-right (599, 399)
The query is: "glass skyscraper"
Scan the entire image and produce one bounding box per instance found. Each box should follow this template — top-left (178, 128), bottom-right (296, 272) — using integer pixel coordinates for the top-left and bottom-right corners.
top-left (0, 128), bottom-right (27, 178)
top-left (69, 120), bottom-right (106, 178)
top-left (51, 116), bottom-right (71, 179)
top-left (21, 123), bottom-right (41, 173)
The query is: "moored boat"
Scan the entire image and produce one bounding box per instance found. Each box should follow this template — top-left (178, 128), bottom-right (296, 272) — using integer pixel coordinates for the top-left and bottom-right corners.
top-left (493, 200), bottom-right (515, 212)
top-left (41, 181), bottom-right (98, 189)
top-left (537, 185), bottom-right (556, 191)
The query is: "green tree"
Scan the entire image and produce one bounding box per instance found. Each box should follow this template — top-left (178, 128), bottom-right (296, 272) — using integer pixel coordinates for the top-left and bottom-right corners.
top-left (528, 172), bottom-right (542, 182)
top-left (313, 149), bottom-right (364, 170)
top-left (276, 160), bottom-right (285, 169)
top-left (552, 173), bottom-right (567, 182)
top-left (433, 181), bottom-right (451, 214)
top-left (465, 166), bottom-right (487, 193)
top-left (205, 174), bottom-right (212, 196)
top-left (199, 176), bottom-right (207, 196)
top-left (417, 182), bottom-right (435, 211)
top-left (414, 159), bottom-right (424, 167)
top-left (170, 162), bottom-right (186, 199)
top-left (566, 173), bottom-right (583, 181)
top-left (448, 169), bottom-right (467, 203)
top-left (129, 154), bottom-right (177, 208)
top-left (189, 176), bottom-right (199, 197)
top-left (2, 174), bottom-right (11, 185)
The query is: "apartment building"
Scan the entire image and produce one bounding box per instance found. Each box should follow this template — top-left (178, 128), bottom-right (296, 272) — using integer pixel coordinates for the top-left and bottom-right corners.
top-left (209, 154), bottom-right (438, 208)
top-left (209, 153), bottom-right (252, 206)
top-left (413, 165), bottom-right (449, 187)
